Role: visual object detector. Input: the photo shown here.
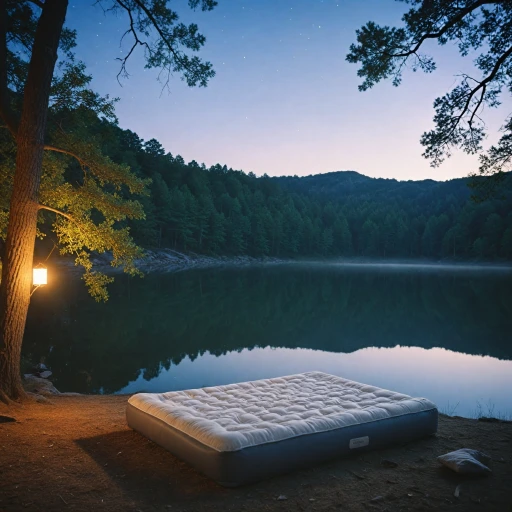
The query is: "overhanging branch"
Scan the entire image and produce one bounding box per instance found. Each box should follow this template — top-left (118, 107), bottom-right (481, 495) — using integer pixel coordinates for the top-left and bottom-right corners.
top-left (114, 0), bottom-right (186, 87)
top-left (387, 0), bottom-right (503, 58)
top-left (449, 44), bottom-right (512, 141)
top-left (125, 0), bottom-right (184, 65)
top-left (43, 143), bottom-right (87, 168)
top-left (38, 204), bottom-right (74, 222)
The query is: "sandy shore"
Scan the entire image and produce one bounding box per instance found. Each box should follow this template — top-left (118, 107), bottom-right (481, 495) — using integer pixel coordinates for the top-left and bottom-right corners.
top-left (1, 395), bottom-right (511, 512)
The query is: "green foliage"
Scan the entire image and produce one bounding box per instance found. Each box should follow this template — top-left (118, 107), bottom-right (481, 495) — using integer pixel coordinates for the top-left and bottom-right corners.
top-left (2, 0), bottom-right (218, 301)
top-left (2, 6), bottom-right (146, 301)
top-left (346, 1), bottom-right (512, 178)
top-left (0, 112), bottom-right (149, 300)
top-left (80, 118), bottom-right (512, 262)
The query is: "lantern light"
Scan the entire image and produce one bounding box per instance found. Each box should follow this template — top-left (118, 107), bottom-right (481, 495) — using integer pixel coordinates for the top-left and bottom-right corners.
top-left (33, 267), bottom-right (47, 286)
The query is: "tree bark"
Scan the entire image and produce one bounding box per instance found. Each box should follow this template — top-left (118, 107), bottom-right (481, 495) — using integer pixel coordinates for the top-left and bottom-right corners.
top-left (0, 0), bottom-right (68, 401)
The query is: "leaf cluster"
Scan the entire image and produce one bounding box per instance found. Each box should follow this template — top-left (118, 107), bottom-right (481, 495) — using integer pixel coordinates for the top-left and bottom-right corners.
top-left (346, 0), bottom-right (512, 178)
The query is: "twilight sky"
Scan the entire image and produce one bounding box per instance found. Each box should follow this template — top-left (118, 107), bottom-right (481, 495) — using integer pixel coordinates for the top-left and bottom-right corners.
top-left (67, 0), bottom-right (509, 181)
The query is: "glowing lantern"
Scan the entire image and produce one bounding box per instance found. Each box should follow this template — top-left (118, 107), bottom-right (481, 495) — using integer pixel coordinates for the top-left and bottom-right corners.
top-left (33, 267), bottom-right (47, 286)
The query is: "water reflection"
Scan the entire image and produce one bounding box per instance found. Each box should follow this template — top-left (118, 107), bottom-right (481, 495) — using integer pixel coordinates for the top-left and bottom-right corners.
top-left (120, 346), bottom-right (512, 419)
top-left (24, 263), bottom-right (512, 418)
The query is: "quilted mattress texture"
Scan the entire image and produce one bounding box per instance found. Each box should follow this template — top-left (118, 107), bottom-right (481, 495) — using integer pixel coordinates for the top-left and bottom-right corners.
top-left (126, 371), bottom-right (438, 485)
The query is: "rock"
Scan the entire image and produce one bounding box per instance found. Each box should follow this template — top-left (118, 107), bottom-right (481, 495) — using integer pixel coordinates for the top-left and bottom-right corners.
top-left (277, 495), bottom-right (287, 501)
top-left (23, 375), bottom-right (60, 395)
top-left (371, 496), bottom-right (384, 502)
top-left (0, 415), bottom-right (16, 423)
top-left (27, 392), bottom-right (53, 404)
top-left (39, 370), bottom-right (53, 379)
top-left (438, 448), bottom-right (492, 475)
top-left (454, 485), bottom-right (461, 498)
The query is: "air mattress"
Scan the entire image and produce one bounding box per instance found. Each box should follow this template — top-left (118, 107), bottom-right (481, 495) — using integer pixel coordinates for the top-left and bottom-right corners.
top-left (126, 371), bottom-right (437, 486)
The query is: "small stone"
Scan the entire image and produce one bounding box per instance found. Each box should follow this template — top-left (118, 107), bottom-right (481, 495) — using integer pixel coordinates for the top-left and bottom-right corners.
top-left (371, 496), bottom-right (384, 502)
top-left (277, 495), bottom-right (287, 501)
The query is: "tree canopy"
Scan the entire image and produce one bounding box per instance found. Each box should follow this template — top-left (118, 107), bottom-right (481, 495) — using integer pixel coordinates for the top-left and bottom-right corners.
top-left (0, 0), bottom-right (218, 401)
top-left (1, 0), bottom-right (217, 300)
top-left (346, 0), bottom-right (512, 181)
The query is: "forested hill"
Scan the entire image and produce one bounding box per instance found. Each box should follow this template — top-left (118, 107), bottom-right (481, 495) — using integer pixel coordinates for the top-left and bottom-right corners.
top-left (49, 117), bottom-right (512, 261)
top-left (273, 171), bottom-right (512, 260)
top-left (275, 171), bottom-right (469, 204)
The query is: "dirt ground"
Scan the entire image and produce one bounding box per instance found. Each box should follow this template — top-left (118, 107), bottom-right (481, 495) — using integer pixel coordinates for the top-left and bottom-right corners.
top-left (0, 395), bottom-right (511, 512)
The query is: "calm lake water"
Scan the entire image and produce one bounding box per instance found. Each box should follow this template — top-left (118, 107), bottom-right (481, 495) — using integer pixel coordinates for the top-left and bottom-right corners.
top-left (24, 262), bottom-right (512, 419)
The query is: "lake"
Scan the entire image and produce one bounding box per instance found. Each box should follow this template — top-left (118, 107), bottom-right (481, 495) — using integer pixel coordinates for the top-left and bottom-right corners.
top-left (24, 262), bottom-right (512, 419)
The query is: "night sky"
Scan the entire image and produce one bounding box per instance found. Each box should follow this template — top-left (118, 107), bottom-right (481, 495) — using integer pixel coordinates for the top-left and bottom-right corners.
top-left (67, 0), bottom-right (508, 181)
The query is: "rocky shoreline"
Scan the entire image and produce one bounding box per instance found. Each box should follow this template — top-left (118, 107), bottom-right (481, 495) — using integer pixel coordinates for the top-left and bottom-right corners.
top-left (22, 364), bottom-right (80, 403)
top-left (56, 248), bottom-right (287, 275)
top-left (136, 249), bottom-right (286, 273)
top-left (55, 249), bottom-right (512, 276)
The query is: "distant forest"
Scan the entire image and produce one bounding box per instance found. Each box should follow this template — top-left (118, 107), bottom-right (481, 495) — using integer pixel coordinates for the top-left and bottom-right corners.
top-left (71, 117), bottom-right (512, 261)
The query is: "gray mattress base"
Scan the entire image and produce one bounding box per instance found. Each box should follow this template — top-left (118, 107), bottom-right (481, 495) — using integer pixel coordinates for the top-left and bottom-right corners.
top-left (126, 403), bottom-right (438, 487)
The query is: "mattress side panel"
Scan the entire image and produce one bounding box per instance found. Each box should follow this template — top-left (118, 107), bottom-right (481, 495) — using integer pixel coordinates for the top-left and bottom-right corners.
top-left (126, 402), bottom-right (438, 487)
top-left (219, 407), bottom-right (438, 486)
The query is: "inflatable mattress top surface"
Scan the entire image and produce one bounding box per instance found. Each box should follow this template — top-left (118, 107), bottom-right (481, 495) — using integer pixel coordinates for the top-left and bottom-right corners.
top-left (128, 371), bottom-right (436, 452)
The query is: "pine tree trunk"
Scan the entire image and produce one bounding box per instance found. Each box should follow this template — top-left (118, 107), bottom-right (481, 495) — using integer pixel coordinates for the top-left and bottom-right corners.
top-left (0, 0), bottom-right (68, 402)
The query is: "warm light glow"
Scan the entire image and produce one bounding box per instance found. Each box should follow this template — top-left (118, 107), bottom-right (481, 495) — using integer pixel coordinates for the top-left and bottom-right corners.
top-left (33, 268), bottom-right (47, 286)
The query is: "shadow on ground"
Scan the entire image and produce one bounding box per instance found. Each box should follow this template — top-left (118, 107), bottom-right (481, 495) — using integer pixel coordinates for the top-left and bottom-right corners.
top-left (75, 428), bottom-right (448, 510)
top-left (76, 429), bottom-right (248, 509)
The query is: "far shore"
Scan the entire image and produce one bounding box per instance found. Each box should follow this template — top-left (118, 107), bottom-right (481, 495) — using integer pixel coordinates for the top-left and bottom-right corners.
top-left (53, 248), bottom-right (512, 276)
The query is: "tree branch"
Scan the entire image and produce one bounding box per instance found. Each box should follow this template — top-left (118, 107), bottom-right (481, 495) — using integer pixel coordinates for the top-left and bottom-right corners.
top-left (458, 45), bottom-right (512, 131)
top-left (114, 0), bottom-right (186, 85)
top-left (124, 0), bottom-right (185, 65)
top-left (38, 204), bottom-right (74, 222)
top-left (115, 0), bottom-right (153, 83)
top-left (388, 0), bottom-right (503, 58)
top-left (43, 143), bottom-right (87, 168)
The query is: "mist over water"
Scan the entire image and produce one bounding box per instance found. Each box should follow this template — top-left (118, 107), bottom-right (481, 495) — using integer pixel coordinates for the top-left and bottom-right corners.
top-left (25, 262), bottom-right (512, 418)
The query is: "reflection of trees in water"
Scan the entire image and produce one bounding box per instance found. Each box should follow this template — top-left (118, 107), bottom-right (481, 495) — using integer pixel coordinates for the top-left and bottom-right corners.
top-left (24, 265), bottom-right (512, 393)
